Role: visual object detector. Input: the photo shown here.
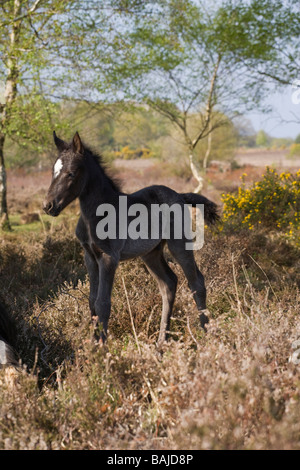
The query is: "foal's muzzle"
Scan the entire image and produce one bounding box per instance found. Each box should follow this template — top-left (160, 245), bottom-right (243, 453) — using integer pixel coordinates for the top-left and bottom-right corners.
top-left (43, 200), bottom-right (61, 217)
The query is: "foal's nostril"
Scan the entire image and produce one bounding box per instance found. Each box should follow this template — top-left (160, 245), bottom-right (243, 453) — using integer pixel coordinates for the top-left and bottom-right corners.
top-left (43, 201), bottom-right (53, 213)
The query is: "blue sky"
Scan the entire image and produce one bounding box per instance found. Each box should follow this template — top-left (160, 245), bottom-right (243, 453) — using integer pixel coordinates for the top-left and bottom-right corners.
top-left (247, 86), bottom-right (300, 139)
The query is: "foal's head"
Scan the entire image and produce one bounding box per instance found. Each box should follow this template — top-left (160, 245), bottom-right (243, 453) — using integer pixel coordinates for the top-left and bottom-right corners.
top-left (43, 132), bottom-right (86, 216)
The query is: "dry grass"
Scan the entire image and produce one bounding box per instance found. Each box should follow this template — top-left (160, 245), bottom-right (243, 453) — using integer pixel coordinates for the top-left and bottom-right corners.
top-left (0, 165), bottom-right (299, 450)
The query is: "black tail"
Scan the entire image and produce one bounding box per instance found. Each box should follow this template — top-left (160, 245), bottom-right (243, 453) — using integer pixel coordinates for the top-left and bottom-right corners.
top-left (0, 302), bottom-right (18, 367)
top-left (181, 193), bottom-right (220, 225)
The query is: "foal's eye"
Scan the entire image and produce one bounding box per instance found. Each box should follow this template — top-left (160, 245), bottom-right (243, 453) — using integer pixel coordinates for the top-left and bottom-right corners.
top-left (67, 172), bottom-right (75, 179)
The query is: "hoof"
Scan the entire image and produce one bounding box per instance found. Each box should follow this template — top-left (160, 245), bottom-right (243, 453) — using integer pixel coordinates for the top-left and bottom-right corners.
top-left (199, 310), bottom-right (209, 331)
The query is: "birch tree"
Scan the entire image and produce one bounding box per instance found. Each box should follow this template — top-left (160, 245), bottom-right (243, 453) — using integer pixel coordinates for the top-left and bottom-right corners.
top-left (0, 0), bottom-right (72, 229)
top-left (112, 0), bottom-right (300, 192)
top-left (123, 1), bottom-right (255, 192)
top-left (0, 0), bottom-right (176, 228)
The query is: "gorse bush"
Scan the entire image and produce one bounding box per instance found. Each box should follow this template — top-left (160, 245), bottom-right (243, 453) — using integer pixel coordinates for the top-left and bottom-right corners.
top-left (221, 168), bottom-right (300, 246)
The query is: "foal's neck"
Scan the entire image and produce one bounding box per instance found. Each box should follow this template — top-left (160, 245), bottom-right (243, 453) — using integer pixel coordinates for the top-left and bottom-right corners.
top-left (79, 152), bottom-right (120, 220)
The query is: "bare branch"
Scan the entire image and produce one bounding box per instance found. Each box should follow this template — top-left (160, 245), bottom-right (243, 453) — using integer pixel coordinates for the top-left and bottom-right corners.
top-left (146, 98), bottom-right (186, 132)
top-left (191, 54), bottom-right (221, 150)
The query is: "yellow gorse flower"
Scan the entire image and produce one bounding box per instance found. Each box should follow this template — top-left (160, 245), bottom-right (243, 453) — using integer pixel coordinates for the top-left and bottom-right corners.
top-left (221, 167), bottom-right (300, 246)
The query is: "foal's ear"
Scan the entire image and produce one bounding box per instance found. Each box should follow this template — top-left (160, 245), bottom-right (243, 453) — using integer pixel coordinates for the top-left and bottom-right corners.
top-left (53, 131), bottom-right (68, 152)
top-left (72, 131), bottom-right (83, 155)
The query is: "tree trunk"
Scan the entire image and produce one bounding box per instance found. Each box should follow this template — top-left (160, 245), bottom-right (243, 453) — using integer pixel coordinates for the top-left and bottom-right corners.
top-left (189, 152), bottom-right (204, 194)
top-left (0, 0), bottom-right (22, 230)
top-left (203, 122), bottom-right (212, 173)
top-left (0, 135), bottom-right (10, 230)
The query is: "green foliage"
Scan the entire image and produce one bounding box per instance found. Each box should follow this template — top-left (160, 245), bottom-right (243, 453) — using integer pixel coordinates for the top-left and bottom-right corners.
top-left (221, 168), bottom-right (300, 246)
top-left (112, 107), bottom-right (169, 154)
top-left (214, 0), bottom-right (300, 87)
top-left (5, 96), bottom-right (70, 168)
top-left (1, 0), bottom-right (299, 169)
top-left (255, 130), bottom-right (269, 147)
top-left (193, 114), bottom-right (237, 163)
top-left (289, 143), bottom-right (300, 157)
top-left (269, 137), bottom-right (293, 149)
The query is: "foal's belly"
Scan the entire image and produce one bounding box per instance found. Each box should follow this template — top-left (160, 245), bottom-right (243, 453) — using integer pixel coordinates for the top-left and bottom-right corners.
top-left (119, 238), bottom-right (162, 261)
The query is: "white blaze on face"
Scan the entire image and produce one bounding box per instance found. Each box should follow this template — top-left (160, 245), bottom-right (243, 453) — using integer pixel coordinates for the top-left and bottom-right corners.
top-left (54, 158), bottom-right (63, 178)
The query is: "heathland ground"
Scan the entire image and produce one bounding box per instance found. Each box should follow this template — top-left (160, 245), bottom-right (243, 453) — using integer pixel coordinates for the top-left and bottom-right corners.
top-left (0, 151), bottom-right (299, 450)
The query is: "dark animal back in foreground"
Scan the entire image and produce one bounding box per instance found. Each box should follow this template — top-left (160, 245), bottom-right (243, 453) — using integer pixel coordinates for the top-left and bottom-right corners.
top-left (0, 302), bottom-right (18, 368)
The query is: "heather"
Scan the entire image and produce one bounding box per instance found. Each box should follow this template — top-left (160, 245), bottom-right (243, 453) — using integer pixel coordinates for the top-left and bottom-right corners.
top-left (0, 164), bottom-right (299, 450)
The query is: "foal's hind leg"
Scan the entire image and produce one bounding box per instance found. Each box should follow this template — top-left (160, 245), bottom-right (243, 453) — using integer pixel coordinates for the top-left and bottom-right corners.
top-left (167, 240), bottom-right (209, 329)
top-left (142, 243), bottom-right (177, 348)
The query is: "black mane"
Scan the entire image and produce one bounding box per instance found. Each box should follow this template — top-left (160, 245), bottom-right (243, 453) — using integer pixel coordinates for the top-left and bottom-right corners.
top-left (83, 143), bottom-right (122, 194)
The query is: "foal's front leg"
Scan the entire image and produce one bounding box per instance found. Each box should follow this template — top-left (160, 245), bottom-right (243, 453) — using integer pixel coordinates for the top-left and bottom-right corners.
top-left (94, 253), bottom-right (118, 342)
top-left (83, 246), bottom-right (99, 318)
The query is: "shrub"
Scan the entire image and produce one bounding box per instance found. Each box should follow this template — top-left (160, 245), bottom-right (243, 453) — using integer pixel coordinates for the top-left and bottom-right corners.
top-left (221, 168), bottom-right (300, 246)
top-left (115, 146), bottom-right (153, 160)
top-left (289, 143), bottom-right (300, 157)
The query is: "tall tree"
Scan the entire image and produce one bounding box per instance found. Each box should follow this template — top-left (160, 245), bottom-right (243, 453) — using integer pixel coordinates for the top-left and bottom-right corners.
top-left (100, 0), bottom-right (299, 191)
top-left (0, 0), bottom-right (174, 228)
top-left (116, 0), bottom-right (265, 191)
top-left (216, 0), bottom-right (300, 126)
top-left (215, 0), bottom-right (300, 87)
top-left (0, 0), bottom-right (72, 229)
